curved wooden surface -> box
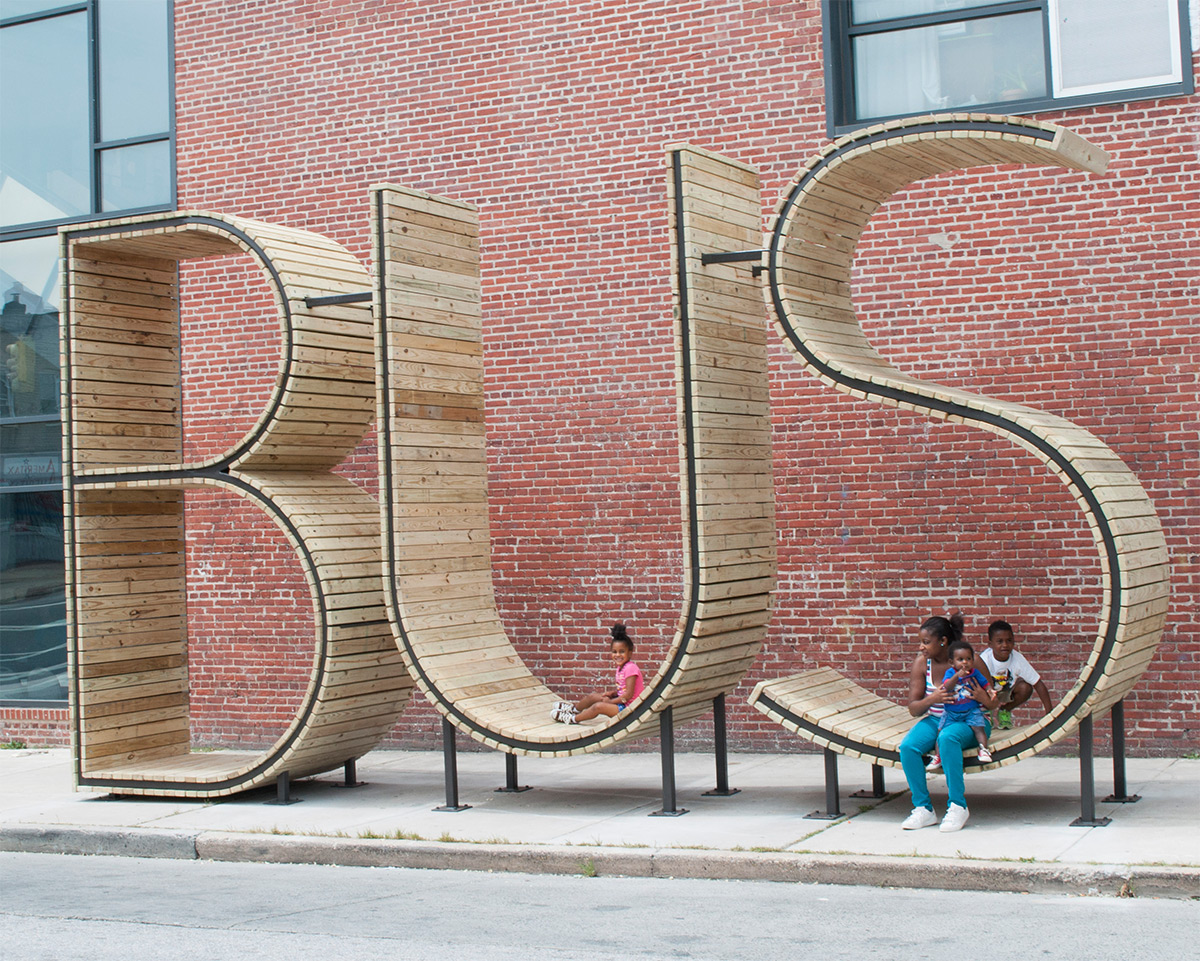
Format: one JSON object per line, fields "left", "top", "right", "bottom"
{"left": 750, "top": 114, "right": 1170, "bottom": 769}
{"left": 374, "top": 145, "right": 776, "bottom": 754}
{"left": 61, "top": 212, "right": 411, "bottom": 796}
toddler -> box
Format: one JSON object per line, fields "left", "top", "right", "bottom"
{"left": 926, "top": 640, "right": 997, "bottom": 770}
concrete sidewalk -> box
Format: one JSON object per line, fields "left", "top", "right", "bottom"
{"left": 2, "top": 748, "right": 1197, "bottom": 898}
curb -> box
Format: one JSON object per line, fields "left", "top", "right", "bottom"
{"left": 4, "top": 824, "right": 1198, "bottom": 899}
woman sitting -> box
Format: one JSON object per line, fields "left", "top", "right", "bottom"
{"left": 898, "top": 612, "right": 991, "bottom": 833}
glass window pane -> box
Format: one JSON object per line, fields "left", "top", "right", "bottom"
{"left": 852, "top": 0, "right": 999, "bottom": 25}
{"left": 99, "top": 0, "right": 170, "bottom": 142}
{"left": 1052, "top": 0, "right": 1181, "bottom": 96}
{"left": 0, "top": 1, "right": 73, "bottom": 19}
{"left": 0, "top": 11, "right": 90, "bottom": 227}
{"left": 0, "top": 490, "right": 67, "bottom": 702}
{"left": 853, "top": 12, "right": 1046, "bottom": 120}
{"left": 1, "top": 236, "right": 62, "bottom": 428}
{"left": 100, "top": 139, "right": 171, "bottom": 211}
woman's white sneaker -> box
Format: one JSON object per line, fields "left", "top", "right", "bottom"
{"left": 939, "top": 803, "right": 970, "bottom": 832}
{"left": 901, "top": 807, "right": 938, "bottom": 830}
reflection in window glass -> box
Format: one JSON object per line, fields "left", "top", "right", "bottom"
{"left": 100, "top": 140, "right": 172, "bottom": 211}
{"left": 1, "top": 236, "right": 61, "bottom": 425}
{"left": 854, "top": 12, "right": 1046, "bottom": 120}
{"left": 852, "top": 0, "right": 997, "bottom": 25}
{"left": 0, "top": 11, "right": 90, "bottom": 227}
{"left": 0, "top": 1, "right": 70, "bottom": 18}
{"left": 0, "top": 490, "right": 67, "bottom": 702}
{"left": 99, "top": 0, "right": 171, "bottom": 142}
{"left": 1053, "top": 0, "right": 1181, "bottom": 95}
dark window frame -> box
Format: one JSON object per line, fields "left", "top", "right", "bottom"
{"left": 0, "top": 0, "right": 176, "bottom": 240}
{"left": 822, "top": 0, "right": 1195, "bottom": 136}
{"left": 1, "top": 0, "right": 174, "bottom": 706}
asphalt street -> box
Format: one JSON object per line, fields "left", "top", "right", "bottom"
{"left": 3, "top": 852, "right": 1195, "bottom": 961}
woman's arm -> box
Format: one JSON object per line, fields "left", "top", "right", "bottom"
{"left": 970, "top": 674, "right": 1000, "bottom": 710}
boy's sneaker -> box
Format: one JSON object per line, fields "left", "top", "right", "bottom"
{"left": 939, "top": 803, "right": 970, "bottom": 833}
{"left": 997, "top": 709, "right": 1013, "bottom": 729}
{"left": 977, "top": 747, "right": 993, "bottom": 763}
{"left": 901, "top": 807, "right": 938, "bottom": 830}
{"left": 552, "top": 700, "right": 573, "bottom": 714}
{"left": 925, "top": 754, "right": 942, "bottom": 773}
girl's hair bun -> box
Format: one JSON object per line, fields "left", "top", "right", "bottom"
{"left": 611, "top": 622, "right": 629, "bottom": 641}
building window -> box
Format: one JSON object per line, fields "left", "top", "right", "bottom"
{"left": 0, "top": 0, "right": 174, "bottom": 704}
{"left": 823, "top": 0, "right": 1194, "bottom": 134}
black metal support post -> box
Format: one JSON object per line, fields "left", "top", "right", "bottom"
{"left": 850, "top": 763, "right": 887, "bottom": 799}
{"left": 805, "top": 748, "right": 843, "bottom": 819}
{"left": 1103, "top": 700, "right": 1141, "bottom": 803}
{"left": 651, "top": 707, "right": 688, "bottom": 816}
{"left": 1070, "top": 713, "right": 1110, "bottom": 827}
{"left": 495, "top": 753, "right": 532, "bottom": 793}
{"left": 266, "top": 770, "right": 302, "bottom": 805}
{"left": 702, "top": 694, "right": 740, "bottom": 797}
{"left": 434, "top": 717, "right": 470, "bottom": 812}
{"left": 332, "top": 758, "right": 365, "bottom": 789}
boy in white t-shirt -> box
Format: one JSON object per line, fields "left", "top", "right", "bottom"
{"left": 980, "top": 620, "right": 1052, "bottom": 729}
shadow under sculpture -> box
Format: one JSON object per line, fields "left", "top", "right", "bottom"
{"left": 749, "top": 115, "right": 1170, "bottom": 813}
{"left": 372, "top": 142, "right": 777, "bottom": 797}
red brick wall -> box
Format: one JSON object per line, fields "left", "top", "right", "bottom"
{"left": 9, "top": 2, "right": 1195, "bottom": 755}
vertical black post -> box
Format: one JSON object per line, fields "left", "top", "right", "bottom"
{"left": 333, "top": 758, "right": 365, "bottom": 789}
{"left": 495, "top": 752, "right": 532, "bottom": 793}
{"left": 703, "top": 694, "right": 739, "bottom": 797}
{"left": 434, "top": 717, "right": 470, "bottom": 812}
{"left": 806, "top": 748, "right": 842, "bottom": 819}
{"left": 1103, "top": 700, "right": 1141, "bottom": 803}
{"left": 851, "top": 763, "right": 887, "bottom": 799}
{"left": 651, "top": 707, "right": 688, "bottom": 816}
{"left": 266, "top": 770, "right": 301, "bottom": 805}
{"left": 1071, "top": 713, "right": 1110, "bottom": 826}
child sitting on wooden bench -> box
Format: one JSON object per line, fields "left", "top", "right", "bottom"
{"left": 926, "top": 640, "right": 998, "bottom": 770}
{"left": 551, "top": 623, "right": 645, "bottom": 724}
{"left": 981, "top": 619, "right": 1053, "bottom": 729}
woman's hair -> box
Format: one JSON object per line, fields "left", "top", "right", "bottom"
{"left": 921, "top": 612, "right": 964, "bottom": 646}
{"left": 610, "top": 622, "right": 634, "bottom": 652}
{"left": 947, "top": 640, "right": 974, "bottom": 659}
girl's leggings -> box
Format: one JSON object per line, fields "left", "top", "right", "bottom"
{"left": 898, "top": 714, "right": 990, "bottom": 811}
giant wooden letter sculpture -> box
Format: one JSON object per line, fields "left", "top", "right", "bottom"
{"left": 373, "top": 145, "right": 775, "bottom": 761}
{"left": 62, "top": 213, "right": 411, "bottom": 796}
{"left": 750, "top": 115, "right": 1170, "bottom": 774}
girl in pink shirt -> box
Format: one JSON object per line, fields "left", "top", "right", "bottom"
{"left": 551, "top": 623, "right": 644, "bottom": 724}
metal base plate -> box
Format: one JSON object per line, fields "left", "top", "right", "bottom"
{"left": 1102, "top": 793, "right": 1141, "bottom": 803}
{"left": 434, "top": 804, "right": 472, "bottom": 812}
{"left": 849, "top": 790, "right": 886, "bottom": 799}
{"left": 805, "top": 810, "right": 842, "bottom": 820}
{"left": 650, "top": 807, "right": 689, "bottom": 817}
{"left": 265, "top": 797, "right": 303, "bottom": 806}
{"left": 1070, "top": 815, "right": 1111, "bottom": 827}
{"left": 701, "top": 787, "right": 740, "bottom": 797}
{"left": 495, "top": 785, "right": 533, "bottom": 793}
{"left": 332, "top": 780, "right": 366, "bottom": 789}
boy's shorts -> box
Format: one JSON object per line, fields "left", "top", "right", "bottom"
{"left": 939, "top": 705, "right": 987, "bottom": 730}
